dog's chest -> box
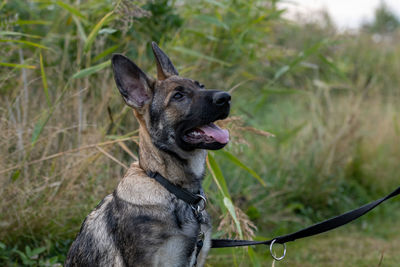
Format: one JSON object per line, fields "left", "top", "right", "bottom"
{"left": 172, "top": 198, "right": 210, "bottom": 236}
{"left": 170, "top": 200, "right": 212, "bottom": 266}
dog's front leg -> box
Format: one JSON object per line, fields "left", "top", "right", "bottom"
{"left": 152, "top": 236, "right": 197, "bottom": 267}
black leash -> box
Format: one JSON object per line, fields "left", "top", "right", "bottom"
{"left": 147, "top": 171, "right": 400, "bottom": 261}
{"left": 212, "top": 185, "right": 400, "bottom": 248}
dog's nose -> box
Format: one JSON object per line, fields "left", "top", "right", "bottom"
{"left": 213, "top": 92, "right": 231, "bottom": 106}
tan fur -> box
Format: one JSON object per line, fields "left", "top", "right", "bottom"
{"left": 116, "top": 162, "right": 170, "bottom": 205}
{"left": 135, "top": 108, "right": 205, "bottom": 189}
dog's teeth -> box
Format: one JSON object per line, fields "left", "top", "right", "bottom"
{"left": 187, "top": 129, "right": 203, "bottom": 138}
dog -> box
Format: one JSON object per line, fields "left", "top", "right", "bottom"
{"left": 65, "top": 42, "right": 231, "bottom": 267}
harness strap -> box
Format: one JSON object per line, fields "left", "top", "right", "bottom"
{"left": 147, "top": 171, "right": 203, "bottom": 206}
{"left": 147, "top": 171, "right": 207, "bottom": 265}
{"left": 212, "top": 185, "right": 400, "bottom": 248}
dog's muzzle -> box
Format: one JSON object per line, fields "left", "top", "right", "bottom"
{"left": 179, "top": 90, "right": 231, "bottom": 150}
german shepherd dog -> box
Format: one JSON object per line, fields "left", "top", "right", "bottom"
{"left": 65, "top": 42, "right": 231, "bottom": 267}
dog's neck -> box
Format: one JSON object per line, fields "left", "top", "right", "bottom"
{"left": 137, "top": 124, "right": 206, "bottom": 192}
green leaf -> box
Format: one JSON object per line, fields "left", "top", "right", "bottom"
{"left": 54, "top": 0, "right": 86, "bottom": 21}
{"left": 93, "top": 44, "right": 119, "bottom": 62}
{"left": 47, "top": 256, "right": 59, "bottom": 264}
{"left": 202, "top": 173, "right": 212, "bottom": 192}
{"left": 11, "top": 169, "right": 21, "bottom": 181}
{"left": 223, "top": 197, "right": 243, "bottom": 238}
{"left": 40, "top": 53, "right": 51, "bottom": 107}
{"left": 15, "top": 250, "right": 32, "bottom": 265}
{"left": 98, "top": 28, "right": 117, "bottom": 35}
{"left": 172, "top": 46, "right": 231, "bottom": 66}
{"left": 266, "top": 8, "right": 286, "bottom": 21}
{"left": 31, "top": 111, "right": 53, "bottom": 147}
{"left": 0, "top": 31, "right": 41, "bottom": 39}
{"left": 73, "top": 16, "right": 87, "bottom": 42}
{"left": 302, "top": 39, "right": 328, "bottom": 58}
{"left": 217, "top": 150, "right": 266, "bottom": 187}
{"left": 273, "top": 65, "right": 289, "bottom": 81}
{"left": 273, "top": 40, "right": 329, "bottom": 81}
{"left": 207, "top": 153, "right": 231, "bottom": 198}
{"left": 72, "top": 60, "right": 111, "bottom": 79}
{"left": 30, "top": 246, "right": 46, "bottom": 257}
{"left": 15, "top": 20, "right": 51, "bottom": 25}
{"left": 0, "top": 0, "right": 6, "bottom": 10}
{"left": 84, "top": 11, "right": 114, "bottom": 53}
{"left": 208, "top": 153, "right": 244, "bottom": 238}
{"left": 25, "top": 246, "right": 31, "bottom": 256}
{"left": 0, "top": 62, "right": 36, "bottom": 69}
{"left": 0, "top": 39, "right": 50, "bottom": 50}
{"left": 319, "top": 53, "right": 347, "bottom": 79}
{"left": 195, "top": 15, "right": 229, "bottom": 30}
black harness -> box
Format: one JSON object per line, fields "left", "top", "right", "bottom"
{"left": 147, "top": 172, "right": 207, "bottom": 263}
{"left": 148, "top": 171, "right": 400, "bottom": 261}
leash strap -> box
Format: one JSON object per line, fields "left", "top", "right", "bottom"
{"left": 212, "top": 185, "right": 400, "bottom": 248}
{"left": 146, "top": 172, "right": 400, "bottom": 255}
{"left": 147, "top": 171, "right": 203, "bottom": 206}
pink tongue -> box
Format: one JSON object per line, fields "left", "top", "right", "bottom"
{"left": 198, "top": 124, "right": 229, "bottom": 144}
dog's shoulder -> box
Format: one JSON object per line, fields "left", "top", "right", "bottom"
{"left": 115, "top": 161, "right": 171, "bottom": 206}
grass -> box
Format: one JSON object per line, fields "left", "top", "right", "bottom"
{"left": 209, "top": 230, "right": 400, "bottom": 267}
{"left": 207, "top": 203, "right": 400, "bottom": 266}
{"left": 1, "top": 0, "right": 400, "bottom": 265}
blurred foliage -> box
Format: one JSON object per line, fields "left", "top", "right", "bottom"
{"left": 138, "top": 0, "right": 183, "bottom": 43}
{"left": 1, "top": 0, "right": 400, "bottom": 265}
{"left": 363, "top": 1, "right": 400, "bottom": 33}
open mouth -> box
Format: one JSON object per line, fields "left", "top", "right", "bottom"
{"left": 182, "top": 122, "right": 229, "bottom": 145}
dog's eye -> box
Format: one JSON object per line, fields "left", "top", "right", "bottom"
{"left": 173, "top": 92, "right": 184, "bottom": 100}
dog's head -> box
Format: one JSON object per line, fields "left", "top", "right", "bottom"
{"left": 111, "top": 42, "right": 230, "bottom": 156}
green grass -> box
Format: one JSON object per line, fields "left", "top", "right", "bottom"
{"left": 207, "top": 203, "right": 400, "bottom": 266}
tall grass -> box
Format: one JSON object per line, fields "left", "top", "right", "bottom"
{"left": 1, "top": 0, "right": 400, "bottom": 265}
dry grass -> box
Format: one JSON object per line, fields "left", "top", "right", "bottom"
{"left": 0, "top": 75, "right": 140, "bottom": 240}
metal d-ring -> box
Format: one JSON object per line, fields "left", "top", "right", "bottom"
{"left": 269, "top": 239, "right": 286, "bottom": 261}
{"left": 195, "top": 194, "right": 207, "bottom": 212}
{"left": 191, "top": 195, "right": 207, "bottom": 215}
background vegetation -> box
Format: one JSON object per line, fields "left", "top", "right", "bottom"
{"left": 1, "top": 0, "right": 399, "bottom": 266}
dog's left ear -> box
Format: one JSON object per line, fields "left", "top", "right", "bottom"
{"left": 151, "top": 41, "right": 178, "bottom": 80}
{"left": 112, "top": 54, "right": 155, "bottom": 110}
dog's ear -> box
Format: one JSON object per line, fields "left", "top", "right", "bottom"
{"left": 112, "top": 54, "right": 155, "bottom": 110}
{"left": 151, "top": 41, "right": 178, "bottom": 80}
